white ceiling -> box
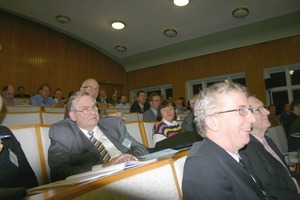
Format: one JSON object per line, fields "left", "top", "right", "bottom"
{"left": 1, "top": 0, "right": 300, "bottom": 72}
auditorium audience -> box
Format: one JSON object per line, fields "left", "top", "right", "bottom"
{"left": 280, "top": 103, "right": 291, "bottom": 133}
{"left": 98, "top": 89, "right": 109, "bottom": 104}
{"left": 117, "top": 95, "right": 131, "bottom": 110}
{"left": 1, "top": 85, "right": 17, "bottom": 105}
{"left": 143, "top": 92, "right": 161, "bottom": 121}
{"left": 182, "top": 81, "right": 265, "bottom": 200}
{"left": 53, "top": 88, "right": 67, "bottom": 107}
{"left": 14, "top": 85, "right": 31, "bottom": 98}
{"left": 240, "top": 95, "right": 299, "bottom": 200}
{"left": 0, "top": 95, "right": 38, "bottom": 199}
{"left": 152, "top": 100, "right": 182, "bottom": 145}
{"left": 130, "top": 90, "right": 150, "bottom": 113}
{"left": 48, "top": 91, "right": 149, "bottom": 181}
{"left": 174, "top": 98, "right": 187, "bottom": 113}
{"left": 29, "top": 83, "right": 56, "bottom": 106}
{"left": 288, "top": 99, "right": 300, "bottom": 151}
{"left": 181, "top": 95, "right": 198, "bottom": 131}
{"left": 282, "top": 99, "right": 300, "bottom": 136}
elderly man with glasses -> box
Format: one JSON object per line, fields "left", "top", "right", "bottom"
{"left": 239, "top": 95, "right": 299, "bottom": 200}
{"left": 48, "top": 91, "right": 149, "bottom": 182}
{"left": 182, "top": 81, "right": 266, "bottom": 200}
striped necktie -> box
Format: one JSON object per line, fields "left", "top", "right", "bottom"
{"left": 88, "top": 131, "right": 111, "bottom": 163}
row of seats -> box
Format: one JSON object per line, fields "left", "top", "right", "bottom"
{"left": 8, "top": 124, "right": 188, "bottom": 200}
{"left": 3, "top": 105, "right": 66, "bottom": 113}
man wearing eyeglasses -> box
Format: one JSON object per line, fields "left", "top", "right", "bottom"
{"left": 48, "top": 91, "right": 149, "bottom": 182}
{"left": 239, "top": 96, "right": 299, "bottom": 200}
{"left": 182, "top": 81, "right": 266, "bottom": 200}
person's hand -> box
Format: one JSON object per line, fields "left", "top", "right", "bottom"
{"left": 103, "top": 154, "right": 137, "bottom": 167}
{"left": 0, "top": 139, "right": 3, "bottom": 152}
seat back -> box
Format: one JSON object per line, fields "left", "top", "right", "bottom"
{"left": 4, "top": 105, "right": 41, "bottom": 112}
{"left": 142, "top": 121, "right": 155, "bottom": 148}
{"left": 266, "top": 126, "right": 288, "bottom": 154}
{"left": 38, "top": 125, "right": 51, "bottom": 182}
{"left": 0, "top": 112, "right": 42, "bottom": 126}
{"left": 43, "top": 106, "right": 66, "bottom": 113}
{"left": 41, "top": 112, "right": 64, "bottom": 125}
{"left": 122, "top": 113, "right": 139, "bottom": 122}
{"left": 9, "top": 125, "right": 48, "bottom": 185}
{"left": 125, "top": 121, "right": 143, "bottom": 145}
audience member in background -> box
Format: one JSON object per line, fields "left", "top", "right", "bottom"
{"left": 53, "top": 88, "right": 67, "bottom": 107}
{"left": 143, "top": 93, "right": 161, "bottom": 122}
{"left": 182, "top": 81, "right": 265, "bottom": 200}
{"left": 181, "top": 95, "right": 198, "bottom": 131}
{"left": 0, "top": 95, "right": 38, "bottom": 192}
{"left": 167, "top": 96, "right": 174, "bottom": 106}
{"left": 267, "top": 104, "right": 281, "bottom": 127}
{"left": 174, "top": 98, "right": 187, "bottom": 113}
{"left": 130, "top": 90, "right": 150, "bottom": 113}
{"left": 48, "top": 91, "right": 149, "bottom": 181}
{"left": 29, "top": 83, "right": 56, "bottom": 106}
{"left": 240, "top": 96, "right": 299, "bottom": 200}
{"left": 1, "top": 85, "right": 17, "bottom": 105}
{"left": 14, "top": 86, "right": 31, "bottom": 98}
{"left": 117, "top": 95, "right": 131, "bottom": 110}
{"left": 280, "top": 103, "right": 291, "bottom": 131}
{"left": 288, "top": 99, "right": 300, "bottom": 151}
{"left": 98, "top": 89, "right": 109, "bottom": 104}
{"left": 282, "top": 99, "right": 300, "bottom": 136}
{"left": 160, "top": 94, "right": 165, "bottom": 102}
{"left": 152, "top": 101, "right": 182, "bottom": 145}
{"left": 108, "top": 93, "right": 119, "bottom": 106}
{"left": 179, "top": 96, "right": 187, "bottom": 110}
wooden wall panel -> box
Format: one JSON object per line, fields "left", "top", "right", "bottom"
{"left": 127, "top": 35, "right": 300, "bottom": 103}
{"left": 0, "top": 11, "right": 126, "bottom": 98}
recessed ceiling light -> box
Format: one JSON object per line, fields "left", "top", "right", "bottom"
{"left": 55, "top": 15, "right": 71, "bottom": 23}
{"left": 115, "top": 45, "right": 127, "bottom": 52}
{"left": 232, "top": 7, "right": 249, "bottom": 19}
{"left": 173, "top": 0, "right": 189, "bottom": 6}
{"left": 111, "top": 21, "right": 125, "bottom": 30}
{"left": 164, "top": 28, "right": 178, "bottom": 37}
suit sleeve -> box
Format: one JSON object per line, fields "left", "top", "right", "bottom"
{"left": 48, "top": 124, "right": 98, "bottom": 181}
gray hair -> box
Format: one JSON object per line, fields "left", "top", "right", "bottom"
{"left": 194, "top": 81, "right": 248, "bottom": 136}
{"left": 67, "top": 91, "right": 96, "bottom": 112}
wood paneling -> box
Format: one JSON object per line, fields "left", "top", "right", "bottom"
{"left": 0, "top": 11, "right": 126, "bottom": 98}
{"left": 127, "top": 35, "right": 300, "bottom": 103}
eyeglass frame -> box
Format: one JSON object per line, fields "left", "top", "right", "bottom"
{"left": 82, "top": 85, "right": 99, "bottom": 91}
{"left": 214, "top": 105, "right": 254, "bottom": 116}
{"left": 161, "top": 106, "right": 175, "bottom": 112}
{"left": 253, "top": 105, "right": 268, "bottom": 113}
{"left": 74, "top": 104, "right": 99, "bottom": 115}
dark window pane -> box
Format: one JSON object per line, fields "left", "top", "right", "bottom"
{"left": 233, "top": 78, "right": 246, "bottom": 87}
{"left": 166, "top": 88, "right": 173, "bottom": 99}
{"left": 192, "top": 84, "right": 202, "bottom": 95}
{"left": 271, "top": 91, "right": 288, "bottom": 115}
{"left": 293, "top": 89, "right": 300, "bottom": 100}
{"left": 270, "top": 72, "right": 286, "bottom": 87}
{"left": 147, "top": 90, "right": 161, "bottom": 97}
{"left": 207, "top": 81, "right": 221, "bottom": 87}
{"left": 291, "top": 69, "right": 300, "bottom": 85}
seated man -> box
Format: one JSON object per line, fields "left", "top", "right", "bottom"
{"left": 1, "top": 85, "right": 17, "bottom": 105}
{"left": 29, "top": 83, "right": 56, "bottom": 106}
{"left": 0, "top": 95, "right": 38, "bottom": 199}
{"left": 143, "top": 92, "right": 160, "bottom": 121}
{"left": 48, "top": 91, "right": 149, "bottom": 182}
{"left": 240, "top": 96, "right": 299, "bottom": 200}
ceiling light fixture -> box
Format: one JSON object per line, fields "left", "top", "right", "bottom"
{"left": 232, "top": 7, "right": 249, "bottom": 19}
{"left": 173, "top": 0, "right": 189, "bottom": 6}
{"left": 164, "top": 28, "right": 178, "bottom": 37}
{"left": 111, "top": 21, "right": 125, "bottom": 30}
{"left": 55, "top": 15, "right": 71, "bottom": 23}
{"left": 115, "top": 45, "right": 127, "bottom": 52}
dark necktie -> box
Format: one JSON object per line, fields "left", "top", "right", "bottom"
{"left": 239, "top": 158, "right": 268, "bottom": 200}
{"left": 42, "top": 99, "right": 46, "bottom": 105}
{"left": 88, "top": 131, "right": 111, "bottom": 163}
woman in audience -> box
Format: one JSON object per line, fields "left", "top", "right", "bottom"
{"left": 152, "top": 100, "right": 182, "bottom": 145}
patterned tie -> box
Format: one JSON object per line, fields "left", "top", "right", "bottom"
{"left": 88, "top": 131, "right": 111, "bottom": 163}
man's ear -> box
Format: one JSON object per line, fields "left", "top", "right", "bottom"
{"left": 69, "top": 112, "right": 76, "bottom": 121}
{"left": 205, "top": 116, "right": 218, "bottom": 132}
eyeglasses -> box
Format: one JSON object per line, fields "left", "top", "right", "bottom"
{"left": 82, "top": 85, "right": 99, "bottom": 91}
{"left": 161, "top": 107, "right": 175, "bottom": 112}
{"left": 214, "top": 106, "right": 254, "bottom": 116}
{"left": 253, "top": 105, "right": 268, "bottom": 113}
{"left": 75, "top": 105, "right": 98, "bottom": 115}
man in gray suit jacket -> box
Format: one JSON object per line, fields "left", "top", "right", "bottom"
{"left": 143, "top": 92, "right": 160, "bottom": 121}
{"left": 182, "top": 81, "right": 265, "bottom": 200}
{"left": 48, "top": 91, "right": 149, "bottom": 182}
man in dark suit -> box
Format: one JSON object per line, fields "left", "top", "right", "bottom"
{"left": 143, "top": 92, "right": 160, "bottom": 121}
{"left": 182, "top": 81, "right": 265, "bottom": 200}
{"left": 240, "top": 96, "right": 299, "bottom": 200}
{"left": 48, "top": 91, "right": 149, "bottom": 182}
{"left": 130, "top": 90, "right": 150, "bottom": 113}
